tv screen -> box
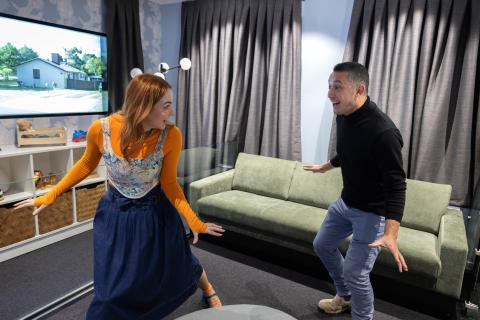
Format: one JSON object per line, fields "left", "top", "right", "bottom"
{"left": 0, "top": 13, "right": 108, "bottom": 118}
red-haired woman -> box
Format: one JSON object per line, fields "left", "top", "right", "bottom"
{"left": 15, "top": 74, "right": 224, "bottom": 319}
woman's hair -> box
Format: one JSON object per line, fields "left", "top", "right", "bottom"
{"left": 119, "top": 74, "right": 172, "bottom": 160}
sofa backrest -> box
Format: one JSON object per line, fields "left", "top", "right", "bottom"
{"left": 402, "top": 179, "right": 452, "bottom": 234}
{"left": 231, "top": 153, "right": 451, "bottom": 235}
{"left": 288, "top": 163, "right": 343, "bottom": 209}
{"left": 232, "top": 153, "right": 296, "bottom": 200}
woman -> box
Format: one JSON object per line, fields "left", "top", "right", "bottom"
{"left": 14, "top": 74, "right": 224, "bottom": 319}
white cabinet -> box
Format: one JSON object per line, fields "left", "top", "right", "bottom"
{"left": 0, "top": 142, "right": 106, "bottom": 262}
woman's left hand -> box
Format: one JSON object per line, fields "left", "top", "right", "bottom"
{"left": 192, "top": 223, "right": 225, "bottom": 244}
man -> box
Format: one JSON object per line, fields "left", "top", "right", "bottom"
{"left": 304, "top": 62, "right": 408, "bottom": 320}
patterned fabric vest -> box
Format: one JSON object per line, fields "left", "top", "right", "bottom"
{"left": 100, "top": 117, "right": 169, "bottom": 199}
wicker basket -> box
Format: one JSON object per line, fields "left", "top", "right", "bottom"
{"left": 76, "top": 184, "right": 105, "bottom": 221}
{"left": 38, "top": 191, "right": 73, "bottom": 234}
{"left": 0, "top": 206, "right": 36, "bottom": 248}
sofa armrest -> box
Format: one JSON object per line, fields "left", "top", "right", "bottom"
{"left": 189, "top": 169, "right": 235, "bottom": 212}
{"left": 435, "top": 208, "right": 468, "bottom": 298}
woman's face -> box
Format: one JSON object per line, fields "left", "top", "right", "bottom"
{"left": 142, "top": 89, "right": 174, "bottom": 130}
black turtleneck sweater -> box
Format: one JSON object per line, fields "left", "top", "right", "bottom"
{"left": 330, "top": 98, "right": 406, "bottom": 222}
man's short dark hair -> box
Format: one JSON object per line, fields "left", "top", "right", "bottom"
{"left": 334, "top": 62, "right": 369, "bottom": 91}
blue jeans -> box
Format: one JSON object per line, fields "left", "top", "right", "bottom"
{"left": 313, "top": 198, "right": 385, "bottom": 320}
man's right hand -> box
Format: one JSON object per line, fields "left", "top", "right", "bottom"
{"left": 13, "top": 199, "right": 48, "bottom": 215}
{"left": 303, "top": 161, "right": 333, "bottom": 173}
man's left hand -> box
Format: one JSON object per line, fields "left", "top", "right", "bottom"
{"left": 369, "top": 236, "right": 408, "bottom": 273}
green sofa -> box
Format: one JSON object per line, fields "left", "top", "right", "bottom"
{"left": 190, "top": 152, "right": 468, "bottom": 299}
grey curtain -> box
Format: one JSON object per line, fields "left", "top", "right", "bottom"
{"left": 177, "top": 0, "right": 302, "bottom": 164}
{"left": 107, "top": 0, "right": 144, "bottom": 112}
{"left": 330, "top": 0, "right": 480, "bottom": 206}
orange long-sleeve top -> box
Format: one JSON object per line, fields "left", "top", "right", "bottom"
{"left": 34, "top": 113, "right": 207, "bottom": 233}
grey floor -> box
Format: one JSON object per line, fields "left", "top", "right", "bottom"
{"left": 0, "top": 231, "right": 93, "bottom": 320}
{"left": 45, "top": 235, "right": 437, "bottom": 320}
{"left": 0, "top": 230, "right": 469, "bottom": 320}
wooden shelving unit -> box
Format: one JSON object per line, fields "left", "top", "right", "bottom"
{"left": 0, "top": 142, "right": 107, "bottom": 262}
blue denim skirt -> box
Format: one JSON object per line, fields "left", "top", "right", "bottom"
{"left": 86, "top": 185, "right": 203, "bottom": 320}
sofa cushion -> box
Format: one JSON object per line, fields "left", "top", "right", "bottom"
{"left": 378, "top": 227, "right": 441, "bottom": 279}
{"left": 198, "top": 190, "right": 327, "bottom": 242}
{"left": 401, "top": 179, "right": 452, "bottom": 234}
{"left": 262, "top": 201, "right": 327, "bottom": 242}
{"left": 288, "top": 164, "right": 343, "bottom": 209}
{"left": 232, "top": 153, "right": 296, "bottom": 200}
{"left": 198, "top": 190, "right": 284, "bottom": 227}
{"left": 339, "top": 226, "right": 441, "bottom": 279}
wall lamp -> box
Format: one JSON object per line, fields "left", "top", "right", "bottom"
{"left": 130, "top": 57, "right": 192, "bottom": 79}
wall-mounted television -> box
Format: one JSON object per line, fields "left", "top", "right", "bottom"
{"left": 0, "top": 13, "right": 108, "bottom": 119}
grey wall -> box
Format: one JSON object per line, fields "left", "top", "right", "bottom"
{"left": 0, "top": 0, "right": 106, "bottom": 146}
{"left": 141, "top": 1, "right": 182, "bottom": 122}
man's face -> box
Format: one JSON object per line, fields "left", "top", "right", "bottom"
{"left": 328, "top": 71, "right": 358, "bottom": 116}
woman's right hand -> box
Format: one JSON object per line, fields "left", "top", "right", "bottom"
{"left": 13, "top": 199, "right": 48, "bottom": 215}
{"left": 191, "top": 223, "right": 225, "bottom": 245}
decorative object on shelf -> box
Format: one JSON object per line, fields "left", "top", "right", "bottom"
{"left": 17, "top": 119, "right": 34, "bottom": 131}
{"left": 33, "top": 170, "right": 47, "bottom": 190}
{"left": 16, "top": 119, "right": 67, "bottom": 147}
{"left": 0, "top": 168, "right": 10, "bottom": 193}
{"left": 46, "top": 173, "right": 57, "bottom": 187}
{"left": 130, "top": 57, "right": 192, "bottom": 80}
{"left": 72, "top": 130, "right": 87, "bottom": 142}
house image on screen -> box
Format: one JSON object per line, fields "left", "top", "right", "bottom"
{"left": 15, "top": 53, "right": 88, "bottom": 89}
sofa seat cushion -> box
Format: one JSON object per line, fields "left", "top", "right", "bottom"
{"left": 262, "top": 201, "right": 327, "bottom": 242}
{"left": 198, "top": 190, "right": 284, "bottom": 227}
{"left": 198, "top": 191, "right": 327, "bottom": 242}
{"left": 340, "top": 226, "right": 441, "bottom": 279}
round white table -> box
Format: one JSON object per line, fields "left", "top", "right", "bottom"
{"left": 175, "top": 304, "right": 297, "bottom": 320}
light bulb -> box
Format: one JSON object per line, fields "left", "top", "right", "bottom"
{"left": 154, "top": 72, "right": 166, "bottom": 80}
{"left": 159, "top": 62, "right": 170, "bottom": 73}
{"left": 130, "top": 67, "right": 143, "bottom": 78}
{"left": 179, "top": 58, "right": 192, "bottom": 70}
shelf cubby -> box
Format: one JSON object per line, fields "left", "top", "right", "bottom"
{"left": 0, "top": 155, "right": 35, "bottom": 206}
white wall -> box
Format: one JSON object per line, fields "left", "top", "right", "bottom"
{"left": 301, "top": 0, "right": 353, "bottom": 163}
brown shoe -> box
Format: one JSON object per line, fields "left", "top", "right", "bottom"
{"left": 318, "top": 295, "right": 351, "bottom": 314}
